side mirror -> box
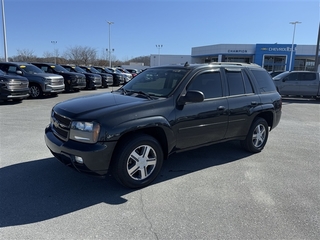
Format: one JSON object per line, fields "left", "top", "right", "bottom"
{"left": 282, "top": 77, "right": 288, "bottom": 82}
{"left": 178, "top": 90, "right": 204, "bottom": 105}
{"left": 16, "top": 70, "right": 23, "bottom": 75}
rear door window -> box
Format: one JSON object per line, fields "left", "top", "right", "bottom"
{"left": 225, "top": 68, "right": 255, "bottom": 96}
{"left": 226, "top": 70, "right": 245, "bottom": 95}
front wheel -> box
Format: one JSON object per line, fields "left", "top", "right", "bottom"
{"left": 112, "top": 134, "right": 163, "bottom": 188}
{"left": 29, "top": 84, "right": 43, "bottom": 98}
{"left": 241, "top": 118, "right": 269, "bottom": 153}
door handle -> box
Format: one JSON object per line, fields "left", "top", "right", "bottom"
{"left": 251, "top": 101, "right": 258, "bottom": 106}
{"left": 218, "top": 106, "right": 226, "bottom": 110}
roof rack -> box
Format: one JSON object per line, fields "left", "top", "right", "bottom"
{"left": 208, "top": 62, "right": 260, "bottom": 67}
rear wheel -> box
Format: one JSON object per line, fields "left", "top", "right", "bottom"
{"left": 241, "top": 117, "right": 269, "bottom": 153}
{"left": 112, "top": 134, "right": 163, "bottom": 188}
{"left": 29, "top": 84, "right": 42, "bottom": 98}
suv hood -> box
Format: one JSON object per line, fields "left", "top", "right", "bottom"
{"left": 55, "top": 92, "right": 147, "bottom": 117}
{"left": 0, "top": 74, "right": 28, "bottom": 81}
{"left": 26, "top": 72, "right": 62, "bottom": 79}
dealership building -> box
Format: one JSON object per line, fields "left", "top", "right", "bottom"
{"left": 150, "top": 43, "right": 318, "bottom": 72}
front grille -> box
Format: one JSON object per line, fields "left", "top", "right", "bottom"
{"left": 50, "top": 77, "right": 64, "bottom": 86}
{"left": 77, "top": 76, "right": 86, "bottom": 84}
{"left": 51, "top": 111, "right": 71, "bottom": 141}
{"left": 7, "top": 80, "right": 28, "bottom": 90}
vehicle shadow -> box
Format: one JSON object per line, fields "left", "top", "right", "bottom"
{"left": 0, "top": 99, "right": 23, "bottom": 105}
{"left": 0, "top": 141, "right": 249, "bottom": 227}
{"left": 281, "top": 96, "right": 319, "bottom": 104}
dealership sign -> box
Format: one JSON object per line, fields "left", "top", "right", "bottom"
{"left": 260, "top": 46, "right": 294, "bottom": 52}
{"left": 227, "top": 49, "right": 248, "bottom": 53}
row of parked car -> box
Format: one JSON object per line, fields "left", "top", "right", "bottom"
{"left": 0, "top": 62, "right": 138, "bottom": 101}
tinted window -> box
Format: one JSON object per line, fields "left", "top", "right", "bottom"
{"left": 226, "top": 70, "right": 245, "bottom": 95}
{"left": 287, "top": 73, "right": 298, "bottom": 81}
{"left": 251, "top": 69, "right": 276, "bottom": 93}
{"left": 298, "top": 72, "right": 316, "bottom": 81}
{"left": 7, "top": 65, "right": 17, "bottom": 73}
{"left": 187, "top": 71, "right": 223, "bottom": 99}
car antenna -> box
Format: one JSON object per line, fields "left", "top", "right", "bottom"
{"left": 184, "top": 61, "right": 189, "bottom": 67}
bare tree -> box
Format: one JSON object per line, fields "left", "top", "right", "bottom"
{"left": 11, "top": 49, "right": 37, "bottom": 62}
{"left": 63, "top": 46, "right": 97, "bottom": 65}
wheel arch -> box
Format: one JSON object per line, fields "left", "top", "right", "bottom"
{"left": 109, "top": 116, "right": 175, "bottom": 161}
{"left": 255, "top": 111, "right": 273, "bottom": 129}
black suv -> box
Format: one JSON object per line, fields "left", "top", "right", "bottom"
{"left": 93, "top": 66, "right": 124, "bottom": 86}
{"left": 32, "top": 63, "right": 86, "bottom": 92}
{"left": 45, "top": 62, "right": 282, "bottom": 188}
{"left": 78, "top": 66, "right": 113, "bottom": 88}
{"left": 60, "top": 65, "right": 102, "bottom": 90}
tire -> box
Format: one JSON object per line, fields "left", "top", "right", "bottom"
{"left": 241, "top": 117, "right": 269, "bottom": 153}
{"left": 65, "top": 82, "right": 71, "bottom": 92}
{"left": 29, "top": 84, "right": 42, "bottom": 99}
{"left": 112, "top": 134, "right": 163, "bottom": 188}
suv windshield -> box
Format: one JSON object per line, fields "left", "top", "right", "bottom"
{"left": 87, "top": 67, "right": 100, "bottom": 73}
{"left": 120, "top": 68, "right": 189, "bottom": 97}
{"left": 53, "top": 65, "right": 69, "bottom": 73}
{"left": 74, "top": 66, "right": 86, "bottom": 73}
{"left": 20, "top": 65, "right": 44, "bottom": 74}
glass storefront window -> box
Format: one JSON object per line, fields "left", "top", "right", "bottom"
{"left": 295, "top": 58, "right": 315, "bottom": 71}
{"left": 263, "top": 55, "right": 286, "bottom": 72}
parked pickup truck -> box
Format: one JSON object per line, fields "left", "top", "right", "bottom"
{"left": 273, "top": 71, "right": 320, "bottom": 98}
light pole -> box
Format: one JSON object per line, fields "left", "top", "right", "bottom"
{"left": 156, "top": 44, "right": 163, "bottom": 66}
{"left": 1, "top": 0, "right": 8, "bottom": 62}
{"left": 289, "top": 21, "right": 301, "bottom": 71}
{"left": 107, "top": 21, "right": 114, "bottom": 67}
{"left": 51, "top": 40, "right": 57, "bottom": 64}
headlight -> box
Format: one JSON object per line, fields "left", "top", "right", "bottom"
{"left": 70, "top": 121, "right": 100, "bottom": 143}
{"left": 44, "top": 78, "right": 51, "bottom": 84}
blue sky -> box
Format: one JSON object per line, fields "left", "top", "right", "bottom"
{"left": 1, "top": 0, "right": 319, "bottom": 61}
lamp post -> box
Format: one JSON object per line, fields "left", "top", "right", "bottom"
{"left": 156, "top": 44, "right": 163, "bottom": 66}
{"left": 107, "top": 21, "right": 114, "bottom": 67}
{"left": 1, "top": 0, "right": 8, "bottom": 62}
{"left": 289, "top": 21, "right": 301, "bottom": 71}
{"left": 51, "top": 40, "right": 57, "bottom": 64}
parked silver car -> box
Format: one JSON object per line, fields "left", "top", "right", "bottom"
{"left": 273, "top": 71, "right": 320, "bottom": 98}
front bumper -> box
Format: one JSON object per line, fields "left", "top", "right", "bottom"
{"left": 44, "top": 84, "right": 65, "bottom": 93}
{"left": 0, "top": 88, "right": 29, "bottom": 100}
{"left": 45, "top": 126, "right": 117, "bottom": 176}
{"left": 102, "top": 77, "right": 113, "bottom": 87}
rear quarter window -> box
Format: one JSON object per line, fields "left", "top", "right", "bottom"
{"left": 250, "top": 69, "right": 276, "bottom": 93}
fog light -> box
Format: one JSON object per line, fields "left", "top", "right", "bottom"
{"left": 74, "top": 156, "right": 84, "bottom": 164}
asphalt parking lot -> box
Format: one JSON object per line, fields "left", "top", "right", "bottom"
{"left": 0, "top": 88, "right": 319, "bottom": 240}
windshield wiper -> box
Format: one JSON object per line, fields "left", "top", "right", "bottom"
{"left": 113, "top": 88, "right": 128, "bottom": 95}
{"left": 127, "top": 90, "right": 153, "bottom": 100}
